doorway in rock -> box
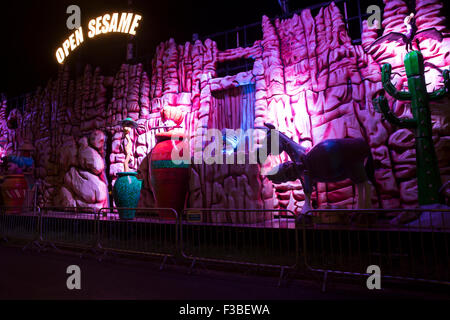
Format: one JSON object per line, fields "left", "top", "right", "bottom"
{"left": 209, "top": 84, "right": 256, "bottom": 132}
{"left": 209, "top": 84, "right": 256, "bottom": 152}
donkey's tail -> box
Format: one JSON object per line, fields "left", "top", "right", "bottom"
{"left": 365, "top": 150, "right": 382, "bottom": 208}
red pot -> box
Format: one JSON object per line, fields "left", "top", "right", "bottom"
{"left": 1, "top": 175, "right": 28, "bottom": 213}
{"left": 150, "top": 132, "right": 189, "bottom": 220}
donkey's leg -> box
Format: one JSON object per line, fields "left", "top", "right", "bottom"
{"left": 356, "top": 182, "right": 365, "bottom": 209}
{"left": 301, "top": 172, "right": 313, "bottom": 215}
{"left": 302, "top": 193, "right": 313, "bottom": 215}
{"left": 364, "top": 181, "right": 372, "bottom": 209}
{"left": 351, "top": 163, "right": 370, "bottom": 209}
{"left": 298, "top": 179, "right": 313, "bottom": 225}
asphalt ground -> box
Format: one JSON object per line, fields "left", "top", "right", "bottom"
{"left": 0, "top": 244, "right": 449, "bottom": 301}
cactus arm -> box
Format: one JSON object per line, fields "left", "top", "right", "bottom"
{"left": 429, "top": 69, "right": 449, "bottom": 101}
{"left": 373, "top": 95, "right": 417, "bottom": 128}
{"left": 381, "top": 64, "right": 412, "bottom": 101}
{"left": 429, "top": 87, "right": 447, "bottom": 100}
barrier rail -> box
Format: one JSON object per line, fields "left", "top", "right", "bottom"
{"left": 39, "top": 207, "right": 98, "bottom": 252}
{"left": 95, "top": 208, "right": 179, "bottom": 268}
{"left": 300, "top": 208, "right": 450, "bottom": 291}
{"left": 1, "top": 205, "right": 449, "bottom": 289}
{"left": 23, "top": 189, "right": 38, "bottom": 212}
{"left": 181, "top": 208, "right": 298, "bottom": 286}
{"left": 0, "top": 207, "right": 39, "bottom": 245}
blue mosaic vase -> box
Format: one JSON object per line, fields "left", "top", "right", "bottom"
{"left": 113, "top": 172, "right": 142, "bottom": 220}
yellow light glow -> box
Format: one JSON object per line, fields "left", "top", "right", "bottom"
{"left": 95, "top": 16, "right": 102, "bottom": 36}
{"left": 75, "top": 27, "right": 84, "bottom": 46}
{"left": 101, "top": 14, "right": 111, "bottom": 33}
{"left": 69, "top": 34, "right": 76, "bottom": 50}
{"left": 109, "top": 13, "right": 119, "bottom": 33}
{"left": 56, "top": 48, "right": 65, "bottom": 64}
{"left": 86, "top": 12, "right": 141, "bottom": 39}
{"left": 62, "top": 39, "right": 70, "bottom": 56}
{"left": 88, "top": 19, "right": 96, "bottom": 38}
{"left": 118, "top": 13, "right": 133, "bottom": 33}
{"left": 129, "top": 15, "right": 142, "bottom": 35}
{"left": 55, "top": 13, "right": 142, "bottom": 64}
{"left": 56, "top": 27, "right": 84, "bottom": 64}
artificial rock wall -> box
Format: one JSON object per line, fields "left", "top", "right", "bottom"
{"left": 0, "top": 0, "right": 449, "bottom": 213}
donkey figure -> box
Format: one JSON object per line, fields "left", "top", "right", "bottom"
{"left": 260, "top": 123, "right": 376, "bottom": 220}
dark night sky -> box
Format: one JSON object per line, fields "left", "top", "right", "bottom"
{"left": 0, "top": 0, "right": 372, "bottom": 97}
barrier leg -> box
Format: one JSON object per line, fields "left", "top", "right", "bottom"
{"left": 321, "top": 271, "right": 328, "bottom": 293}
{"left": 80, "top": 216, "right": 110, "bottom": 262}
{"left": 22, "top": 212, "right": 61, "bottom": 253}
{"left": 22, "top": 239, "right": 43, "bottom": 252}
{"left": 80, "top": 239, "right": 110, "bottom": 262}
{"left": 187, "top": 258, "right": 209, "bottom": 275}
{"left": 159, "top": 254, "right": 177, "bottom": 271}
{"left": 22, "top": 215, "right": 45, "bottom": 252}
{"left": 22, "top": 233, "right": 60, "bottom": 253}
{"left": 277, "top": 266, "right": 286, "bottom": 288}
{"left": 39, "top": 240, "right": 60, "bottom": 253}
{"left": 188, "top": 258, "right": 197, "bottom": 274}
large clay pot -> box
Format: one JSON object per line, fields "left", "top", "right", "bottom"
{"left": 150, "top": 131, "right": 189, "bottom": 220}
{"left": 1, "top": 174, "right": 28, "bottom": 214}
{"left": 113, "top": 172, "right": 142, "bottom": 220}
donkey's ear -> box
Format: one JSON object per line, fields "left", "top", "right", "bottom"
{"left": 264, "top": 123, "right": 276, "bottom": 130}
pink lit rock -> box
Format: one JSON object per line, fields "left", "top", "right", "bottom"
{"left": 89, "top": 130, "right": 105, "bottom": 153}
{"left": 78, "top": 145, "right": 105, "bottom": 175}
{"left": 57, "top": 186, "right": 77, "bottom": 208}
{"left": 435, "top": 137, "right": 450, "bottom": 167}
{"left": 400, "top": 179, "right": 419, "bottom": 204}
{"left": 110, "top": 163, "right": 125, "bottom": 178}
{"left": 388, "top": 128, "right": 416, "bottom": 150}
{"left": 189, "top": 154, "right": 272, "bottom": 223}
{"left": 59, "top": 136, "right": 78, "bottom": 172}
{"left": 4, "top": 0, "right": 446, "bottom": 214}
{"left": 64, "top": 167, "right": 107, "bottom": 204}
{"left": 415, "top": 0, "right": 447, "bottom": 33}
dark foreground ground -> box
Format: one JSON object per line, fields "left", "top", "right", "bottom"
{"left": 0, "top": 244, "right": 448, "bottom": 300}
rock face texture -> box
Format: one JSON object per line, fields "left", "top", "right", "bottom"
{"left": 189, "top": 153, "right": 275, "bottom": 223}
{"left": 0, "top": 0, "right": 449, "bottom": 215}
{"left": 0, "top": 96, "right": 12, "bottom": 159}
{"left": 1, "top": 66, "right": 112, "bottom": 211}
{"left": 147, "top": 1, "right": 449, "bottom": 213}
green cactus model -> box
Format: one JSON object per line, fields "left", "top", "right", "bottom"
{"left": 373, "top": 50, "right": 449, "bottom": 205}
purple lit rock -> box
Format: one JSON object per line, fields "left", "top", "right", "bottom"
{"left": 89, "top": 130, "right": 105, "bottom": 153}
{"left": 78, "top": 145, "right": 105, "bottom": 175}
{"left": 59, "top": 137, "right": 78, "bottom": 171}
{"left": 64, "top": 167, "right": 107, "bottom": 205}
{"left": 57, "top": 186, "right": 77, "bottom": 207}
{"left": 0, "top": 0, "right": 448, "bottom": 216}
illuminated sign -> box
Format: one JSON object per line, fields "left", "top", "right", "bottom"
{"left": 56, "top": 12, "right": 142, "bottom": 64}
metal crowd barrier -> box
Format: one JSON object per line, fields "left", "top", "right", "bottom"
{"left": 181, "top": 208, "right": 298, "bottom": 285}
{"left": 23, "top": 188, "right": 38, "bottom": 212}
{"left": 96, "top": 207, "right": 179, "bottom": 268}
{"left": 0, "top": 206, "right": 39, "bottom": 245}
{"left": 300, "top": 208, "right": 450, "bottom": 291}
{"left": 39, "top": 207, "right": 98, "bottom": 252}
{"left": 1, "top": 204, "right": 450, "bottom": 289}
